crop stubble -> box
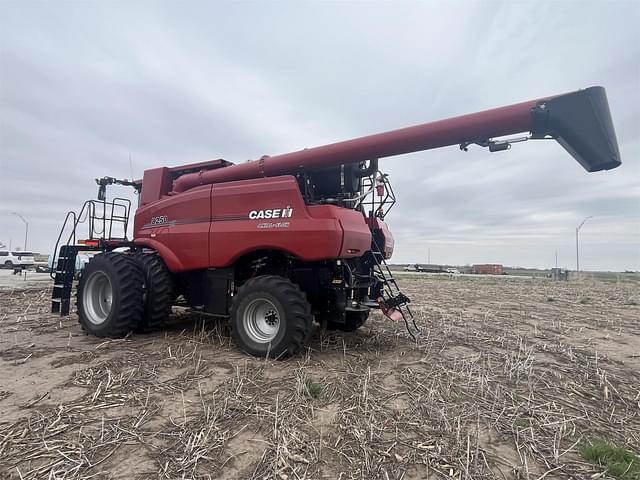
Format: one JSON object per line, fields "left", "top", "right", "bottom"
{"left": 0, "top": 275, "right": 638, "bottom": 479}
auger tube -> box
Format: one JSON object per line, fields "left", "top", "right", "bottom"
{"left": 170, "top": 86, "right": 620, "bottom": 192}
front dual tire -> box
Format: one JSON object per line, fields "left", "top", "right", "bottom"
{"left": 77, "top": 253, "right": 144, "bottom": 337}
{"left": 77, "top": 252, "right": 173, "bottom": 337}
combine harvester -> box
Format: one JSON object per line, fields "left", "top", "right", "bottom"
{"left": 51, "top": 86, "right": 621, "bottom": 357}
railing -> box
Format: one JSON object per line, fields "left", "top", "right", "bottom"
{"left": 90, "top": 197, "right": 132, "bottom": 241}
{"left": 357, "top": 170, "right": 397, "bottom": 221}
{"left": 50, "top": 198, "right": 132, "bottom": 279}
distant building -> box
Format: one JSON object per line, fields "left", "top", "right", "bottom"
{"left": 550, "top": 268, "right": 569, "bottom": 281}
{"left": 472, "top": 264, "right": 504, "bottom": 275}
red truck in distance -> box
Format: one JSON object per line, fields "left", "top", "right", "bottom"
{"left": 472, "top": 264, "right": 505, "bottom": 275}
{"left": 51, "top": 86, "right": 621, "bottom": 358}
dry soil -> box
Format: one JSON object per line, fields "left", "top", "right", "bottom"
{"left": 0, "top": 271, "right": 638, "bottom": 479}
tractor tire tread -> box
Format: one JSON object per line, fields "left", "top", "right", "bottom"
{"left": 77, "top": 252, "right": 144, "bottom": 338}
{"left": 132, "top": 252, "right": 174, "bottom": 332}
{"left": 230, "top": 275, "right": 311, "bottom": 358}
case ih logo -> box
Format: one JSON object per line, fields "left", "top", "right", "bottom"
{"left": 248, "top": 207, "right": 293, "bottom": 220}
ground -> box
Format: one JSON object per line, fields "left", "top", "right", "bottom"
{"left": 0, "top": 270, "right": 638, "bottom": 479}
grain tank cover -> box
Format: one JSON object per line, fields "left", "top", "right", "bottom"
{"left": 532, "top": 86, "right": 621, "bottom": 172}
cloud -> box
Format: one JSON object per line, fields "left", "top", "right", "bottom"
{"left": 1, "top": 0, "right": 638, "bottom": 270}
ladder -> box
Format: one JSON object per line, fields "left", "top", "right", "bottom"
{"left": 50, "top": 198, "right": 131, "bottom": 316}
{"left": 51, "top": 245, "right": 82, "bottom": 315}
{"left": 358, "top": 168, "right": 420, "bottom": 339}
{"left": 370, "top": 238, "right": 420, "bottom": 340}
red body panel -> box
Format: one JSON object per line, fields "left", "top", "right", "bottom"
{"left": 134, "top": 176, "right": 372, "bottom": 272}
{"left": 139, "top": 167, "right": 173, "bottom": 207}
{"left": 135, "top": 185, "right": 212, "bottom": 271}
{"left": 367, "top": 218, "right": 395, "bottom": 258}
{"left": 140, "top": 159, "right": 232, "bottom": 205}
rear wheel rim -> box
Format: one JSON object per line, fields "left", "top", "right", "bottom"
{"left": 83, "top": 271, "right": 113, "bottom": 325}
{"left": 243, "top": 298, "right": 280, "bottom": 343}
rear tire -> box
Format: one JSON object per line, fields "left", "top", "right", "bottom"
{"left": 230, "top": 275, "right": 311, "bottom": 358}
{"left": 326, "top": 310, "right": 369, "bottom": 332}
{"left": 133, "top": 252, "right": 174, "bottom": 332}
{"left": 77, "top": 252, "right": 144, "bottom": 337}
{"left": 4, "top": 260, "right": 13, "bottom": 268}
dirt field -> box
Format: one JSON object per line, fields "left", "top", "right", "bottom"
{"left": 1, "top": 273, "right": 638, "bottom": 479}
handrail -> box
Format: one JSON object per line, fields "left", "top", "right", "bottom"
{"left": 50, "top": 200, "right": 97, "bottom": 279}
{"left": 107, "top": 197, "right": 131, "bottom": 239}
{"left": 357, "top": 170, "right": 397, "bottom": 221}
{"left": 50, "top": 198, "right": 132, "bottom": 279}
{"left": 50, "top": 207, "right": 82, "bottom": 279}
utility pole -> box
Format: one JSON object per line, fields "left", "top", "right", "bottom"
{"left": 11, "top": 212, "right": 29, "bottom": 252}
{"left": 575, "top": 216, "right": 593, "bottom": 272}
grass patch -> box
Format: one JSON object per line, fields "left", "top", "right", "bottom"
{"left": 304, "top": 378, "right": 323, "bottom": 399}
{"left": 580, "top": 439, "right": 640, "bottom": 480}
{"left": 578, "top": 296, "right": 591, "bottom": 304}
{"left": 546, "top": 297, "right": 555, "bottom": 302}
{"left": 513, "top": 418, "right": 530, "bottom": 429}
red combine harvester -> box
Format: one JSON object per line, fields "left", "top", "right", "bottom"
{"left": 52, "top": 86, "right": 621, "bottom": 357}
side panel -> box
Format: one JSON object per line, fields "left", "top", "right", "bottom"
{"left": 134, "top": 185, "right": 212, "bottom": 272}
{"left": 209, "top": 176, "right": 371, "bottom": 267}
{"left": 133, "top": 175, "right": 374, "bottom": 271}
{"left": 308, "top": 205, "right": 372, "bottom": 257}
{"left": 367, "top": 217, "right": 395, "bottom": 259}
{"left": 139, "top": 167, "right": 172, "bottom": 206}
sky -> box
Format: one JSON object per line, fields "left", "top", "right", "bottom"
{"left": 1, "top": 0, "right": 638, "bottom": 271}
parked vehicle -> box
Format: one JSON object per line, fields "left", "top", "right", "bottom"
{"left": 0, "top": 251, "right": 35, "bottom": 269}
{"left": 404, "top": 264, "right": 425, "bottom": 272}
{"left": 47, "top": 253, "right": 91, "bottom": 276}
{"left": 405, "top": 264, "right": 447, "bottom": 273}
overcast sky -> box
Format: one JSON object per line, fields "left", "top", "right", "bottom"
{"left": 1, "top": 0, "right": 638, "bottom": 271}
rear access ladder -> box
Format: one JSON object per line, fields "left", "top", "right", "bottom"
{"left": 51, "top": 245, "right": 85, "bottom": 315}
{"left": 50, "top": 198, "right": 131, "bottom": 316}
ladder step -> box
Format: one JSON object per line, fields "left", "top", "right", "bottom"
{"left": 51, "top": 298, "right": 71, "bottom": 315}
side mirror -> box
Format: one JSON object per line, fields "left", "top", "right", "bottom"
{"left": 98, "top": 184, "right": 106, "bottom": 201}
